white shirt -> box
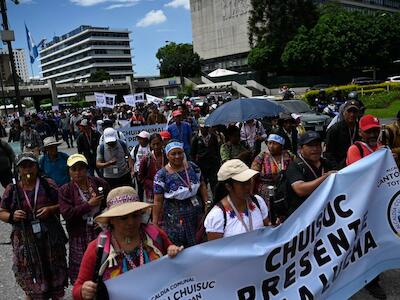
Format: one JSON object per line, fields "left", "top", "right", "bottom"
{"left": 130, "top": 145, "right": 150, "bottom": 172}
{"left": 238, "top": 121, "right": 267, "bottom": 149}
{"left": 204, "top": 195, "right": 269, "bottom": 238}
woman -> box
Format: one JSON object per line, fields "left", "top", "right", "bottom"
{"left": 204, "top": 159, "right": 269, "bottom": 240}
{"left": 0, "top": 152, "right": 68, "bottom": 300}
{"left": 73, "top": 186, "right": 183, "bottom": 300}
{"left": 251, "top": 133, "right": 295, "bottom": 209}
{"left": 153, "top": 140, "right": 209, "bottom": 247}
{"left": 220, "top": 125, "right": 250, "bottom": 164}
{"left": 138, "top": 133, "right": 168, "bottom": 203}
{"left": 59, "top": 154, "right": 110, "bottom": 284}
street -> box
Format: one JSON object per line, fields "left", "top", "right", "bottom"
{"left": 0, "top": 141, "right": 399, "bottom": 299}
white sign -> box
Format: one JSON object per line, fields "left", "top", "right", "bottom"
{"left": 95, "top": 92, "right": 115, "bottom": 108}
{"left": 123, "top": 93, "right": 146, "bottom": 107}
{"left": 105, "top": 149, "right": 400, "bottom": 300}
{"left": 146, "top": 94, "right": 163, "bottom": 106}
{"left": 117, "top": 123, "right": 167, "bottom": 151}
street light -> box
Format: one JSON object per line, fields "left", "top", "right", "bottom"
{"left": 0, "top": 0, "right": 23, "bottom": 121}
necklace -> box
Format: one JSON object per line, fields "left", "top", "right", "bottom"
{"left": 112, "top": 235, "right": 144, "bottom": 270}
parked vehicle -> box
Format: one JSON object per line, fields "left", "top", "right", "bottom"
{"left": 386, "top": 76, "right": 400, "bottom": 83}
{"left": 351, "top": 77, "right": 383, "bottom": 85}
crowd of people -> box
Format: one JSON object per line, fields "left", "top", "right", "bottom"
{"left": 0, "top": 93, "right": 398, "bottom": 299}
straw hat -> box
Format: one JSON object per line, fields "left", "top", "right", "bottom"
{"left": 95, "top": 186, "right": 152, "bottom": 224}
{"left": 43, "top": 136, "right": 62, "bottom": 148}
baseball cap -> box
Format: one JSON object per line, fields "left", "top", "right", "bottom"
{"left": 16, "top": 152, "right": 37, "bottom": 166}
{"left": 137, "top": 131, "right": 150, "bottom": 139}
{"left": 217, "top": 159, "right": 259, "bottom": 182}
{"left": 343, "top": 100, "right": 360, "bottom": 112}
{"left": 67, "top": 154, "right": 88, "bottom": 167}
{"left": 299, "top": 131, "right": 321, "bottom": 146}
{"left": 172, "top": 110, "right": 182, "bottom": 117}
{"left": 104, "top": 128, "right": 117, "bottom": 143}
{"left": 160, "top": 131, "right": 171, "bottom": 141}
{"left": 359, "top": 114, "right": 380, "bottom": 131}
{"left": 198, "top": 117, "right": 207, "bottom": 128}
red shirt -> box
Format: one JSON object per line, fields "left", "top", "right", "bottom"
{"left": 346, "top": 142, "right": 378, "bottom": 165}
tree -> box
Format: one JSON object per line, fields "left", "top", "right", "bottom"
{"left": 248, "top": 0, "right": 318, "bottom": 71}
{"left": 89, "top": 69, "right": 111, "bottom": 82}
{"left": 156, "top": 42, "right": 201, "bottom": 78}
{"left": 281, "top": 5, "right": 400, "bottom": 74}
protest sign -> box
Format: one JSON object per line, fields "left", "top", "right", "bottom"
{"left": 146, "top": 94, "right": 163, "bottom": 106}
{"left": 105, "top": 148, "right": 400, "bottom": 300}
{"left": 117, "top": 123, "right": 167, "bottom": 151}
{"left": 95, "top": 92, "right": 115, "bottom": 109}
{"left": 123, "top": 93, "right": 146, "bottom": 107}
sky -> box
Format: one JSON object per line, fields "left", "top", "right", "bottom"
{"left": 7, "top": 0, "right": 192, "bottom": 77}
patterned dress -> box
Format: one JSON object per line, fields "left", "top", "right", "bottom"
{"left": 154, "top": 161, "right": 203, "bottom": 247}
{"left": 0, "top": 177, "right": 68, "bottom": 300}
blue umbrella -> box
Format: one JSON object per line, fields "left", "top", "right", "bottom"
{"left": 205, "top": 98, "right": 284, "bottom": 126}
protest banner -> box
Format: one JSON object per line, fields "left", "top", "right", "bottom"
{"left": 146, "top": 94, "right": 163, "bottom": 106}
{"left": 95, "top": 92, "right": 115, "bottom": 109}
{"left": 123, "top": 93, "right": 146, "bottom": 107}
{"left": 117, "top": 123, "right": 167, "bottom": 151}
{"left": 105, "top": 148, "right": 400, "bottom": 300}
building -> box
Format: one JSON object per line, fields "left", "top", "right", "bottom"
{"left": 39, "top": 25, "right": 134, "bottom": 84}
{"left": 0, "top": 48, "right": 30, "bottom": 82}
{"left": 190, "top": 0, "right": 400, "bottom": 73}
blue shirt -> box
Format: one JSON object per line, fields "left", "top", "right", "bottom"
{"left": 167, "top": 122, "right": 192, "bottom": 152}
{"left": 39, "top": 152, "right": 70, "bottom": 186}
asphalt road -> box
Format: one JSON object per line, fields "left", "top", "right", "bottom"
{"left": 0, "top": 140, "right": 398, "bottom": 299}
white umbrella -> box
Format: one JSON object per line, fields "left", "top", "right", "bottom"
{"left": 208, "top": 68, "right": 238, "bottom": 78}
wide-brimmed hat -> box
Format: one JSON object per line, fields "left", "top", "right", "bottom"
{"left": 43, "top": 136, "right": 62, "bottom": 148}
{"left": 67, "top": 153, "right": 88, "bottom": 167}
{"left": 217, "top": 159, "right": 259, "bottom": 182}
{"left": 95, "top": 186, "right": 152, "bottom": 224}
{"left": 16, "top": 152, "right": 37, "bottom": 166}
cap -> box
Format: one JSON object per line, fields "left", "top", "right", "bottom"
{"left": 137, "top": 131, "right": 150, "bottom": 139}
{"left": 43, "top": 137, "right": 62, "bottom": 148}
{"left": 160, "top": 131, "right": 171, "bottom": 141}
{"left": 198, "top": 117, "right": 207, "bottom": 128}
{"left": 67, "top": 154, "right": 88, "bottom": 167}
{"left": 359, "top": 114, "right": 380, "bottom": 131}
{"left": 16, "top": 152, "right": 37, "bottom": 166}
{"left": 343, "top": 100, "right": 360, "bottom": 112}
{"left": 217, "top": 159, "right": 259, "bottom": 182}
{"left": 299, "top": 131, "right": 322, "bottom": 146}
{"left": 172, "top": 110, "right": 182, "bottom": 117}
{"left": 104, "top": 128, "right": 117, "bottom": 143}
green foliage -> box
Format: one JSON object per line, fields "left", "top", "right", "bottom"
{"left": 89, "top": 69, "right": 111, "bottom": 82}
{"left": 40, "top": 98, "right": 52, "bottom": 105}
{"left": 248, "top": 45, "right": 275, "bottom": 72}
{"left": 282, "top": 7, "right": 400, "bottom": 73}
{"left": 361, "top": 90, "right": 400, "bottom": 109}
{"left": 366, "top": 100, "right": 400, "bottom": 118}
{"left": 177, "top": 84, "right": 194, "bottom": 99}
{"left": 156, "top": 43, "right": 200, "bottom": 78}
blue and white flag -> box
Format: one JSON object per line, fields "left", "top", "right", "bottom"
{"left": 105, "top": 148, "right": 400, "bottom": 300}
{"left": 25, "top": 24, "right": 38, "bottom": 64}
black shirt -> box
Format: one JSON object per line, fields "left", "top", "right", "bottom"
{"left": 286, "top": 157, "right": 333, "bottom": 215}
{"left": 325, "top": 120, "right": 359, "bottom": 169}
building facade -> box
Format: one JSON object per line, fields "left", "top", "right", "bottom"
{"left": 190, "top": 0, "right": 400, "bottom": 73}
{"left": 0, "top": 48, "right": 29, "bottom": 82}
{"left": 39, "top": 25, "right": 134, "bottom": 84}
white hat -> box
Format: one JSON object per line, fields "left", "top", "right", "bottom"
{"left": 43, "top": 136, "right": 62, "bottom": 148}
{"left": 137, "top": 131, "right": 150, "bottom": 139}
{"left": 104, "top": 128, "right": 117, "bottom": 143}
{"left": 217, "top": 159, "right": 259, "bottom": 182}
{"left": 80, "top": 119, "right": 89, "bottom": 126}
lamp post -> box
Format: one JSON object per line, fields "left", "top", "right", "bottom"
{"left": 0, "top": 0, "right": 23, "bottom": 120}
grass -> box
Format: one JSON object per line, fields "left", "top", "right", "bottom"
{"left": 365, "top": 100, "right": 400, "bottom": 119}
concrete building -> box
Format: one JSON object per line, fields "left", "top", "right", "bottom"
{"left": 0, "top": 48, "right": 30, "bottom": 82}
{"left": 39, "top": 25, "right": 134, "bottom": 84}
{"left": 190, "top": 0, "right": 400, "bottom": 73}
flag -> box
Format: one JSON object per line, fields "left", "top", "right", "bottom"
{"left": 25, "top": 23, "right": 38, "bottom": 64}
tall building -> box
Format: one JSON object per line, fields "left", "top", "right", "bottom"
{"left": 0, "top": 48, "right": 30, "bottom": 82}
{"left": 39, "top": 25, "right": 134, "bottom": 84}
{"left": 190, "top": 0, "right": 400, "bottom": 73}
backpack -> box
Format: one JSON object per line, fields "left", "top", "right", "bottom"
{"left": 354, "top": 141, "right": 364, "bottom": 158}
{"left": 99, "top": 140, "right": 128, "bottom": 158}
{"left": 195, "top": 195, "right": 261, "bottom": 244}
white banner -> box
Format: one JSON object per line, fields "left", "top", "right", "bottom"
{"left": 95, "top": 92, "right": 115, "bottom": 109}
{"left": 105, "top": 149, "right": 400, "bottom": 300}
{"left": 117, "top": 123, "right": 167, "bottom": 151}
{"left": 146, "top": 94, "right": 163, "bottom": 106}
{"left": 123, "top": 93, "right": 146, "bottom": 107}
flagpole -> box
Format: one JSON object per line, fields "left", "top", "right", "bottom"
{"left": 30, "top": 62, "right": 34, "bottom": 80}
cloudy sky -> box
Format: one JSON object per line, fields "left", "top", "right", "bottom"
{"left": 9, "top": 0, "right": 192, "bottom": 77}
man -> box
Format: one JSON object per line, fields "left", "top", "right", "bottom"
{"left": 146, "top": 106, "right": 167, "bottom": 125}
{"left": 60, "top": 112, "right": 74, "bottom": 148}
{"left": 167, "top": 110, "right": 192, "bottom": 157}
{"left": 286, "top": 131, "right": 335, "bottom": 215}
{"left": 277, "top": 113, "right": 297, "bottom": 154}
{"left": 8, "top": 119, "right": 22, "bottom": 142}
{"left": 0, "top": 138, "right": 15, "bottom": 188}
{"left": 346, "top": 115, "right": 387, "bottom": 300}
{"left": 325, "top": 100, "right": 360, "bottom": 169}
{"left": 130, "top": 131, "right": 150, "bottom": 201}
{"left": 20, "top": 122, "right": 43, "bottom": 156}
{"left": 384, "top": 110, "right": 400, "bottom": 166}
{"left": 70, "top": 110, "right": 82, "bottom": 140}
{"left": 98, "top": 119, "right": 126, "bottom": 144}
{"left": 39, "top": 137, "right": 69, "bottom": 186}
{"left": 76, "top": 119, "right": 100, "bottom": 176}
{"left": 191, "top": 117, "right": 220, "bottom": 195}
{"left": 130, "top": 109, "right": 145, "bottom": 126}
{"left": 239, "top": 119, "right": 267, "bottom": 156}
{"left": 96, "top": 128, "right": 133, "bottom": 189}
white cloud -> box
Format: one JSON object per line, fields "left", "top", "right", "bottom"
{"left": 70, "top": 0, "right": 139, "bottom": 8}
{"left": 165, "top": 0, "right": 189, "bottom": 10}
{"left": 136, "top": 10, "right": 167, "bottom": 27}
